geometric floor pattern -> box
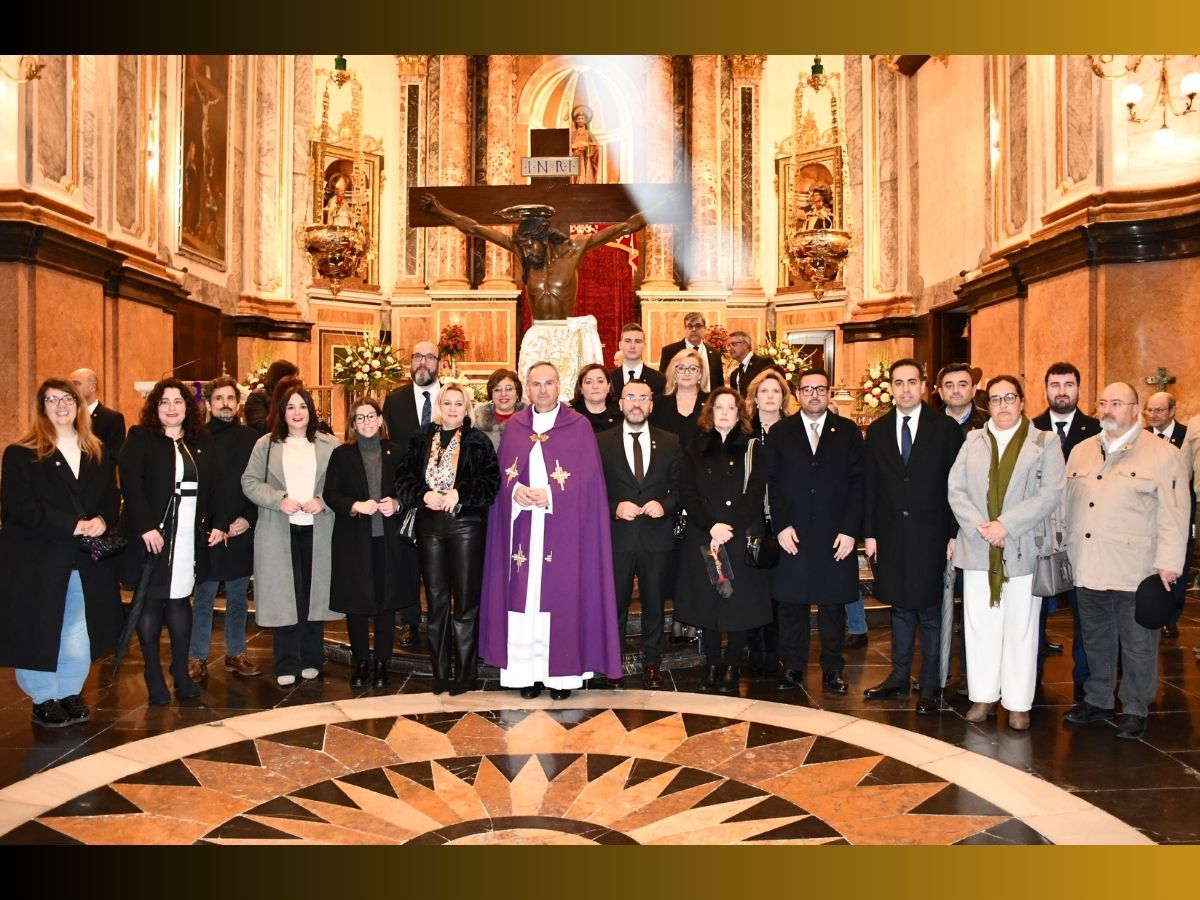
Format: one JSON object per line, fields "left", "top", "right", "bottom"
{"left": 0, "top": 693, "right": 1146, "bottom": 845}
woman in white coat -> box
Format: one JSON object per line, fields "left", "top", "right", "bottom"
{"left": 242, "top": 384, "right": 342, "bottom": 686}
{"left": 947, "top": 375, "right": 1065, "bottom": 730}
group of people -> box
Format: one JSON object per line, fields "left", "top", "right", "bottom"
{"left": 0, "top": 330, "right": 1193, "bottom": 743}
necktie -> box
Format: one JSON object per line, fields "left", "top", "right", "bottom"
{"left": 627, "top": 369, "right": 636, "bottom": 384}
{"left": 421, "top": 391, "right": 431, "bottom": 427}
{"left": 809, "top": 421, "right": 820, "bottom": 454}
{"left": 901, "top": 415, "right": 912, "bottom": 465}
{"left": 1158, "top": 431, "right": 1166, "bottom": 440}
{"left": 1055, "top": 421, "right": 1067, "bottom": 441}
{"left": 630, "top": 431, "right": 644, "bottom": 484}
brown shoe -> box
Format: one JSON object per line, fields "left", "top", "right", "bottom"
{"left": 187, "top": 658, "right": 207, "bottom": 680}
{"left": 964, "top": 701, "right": 997, "bottom": 723}
{"left": 224, "top": 654, "right": 262, "bottom": 676}
{"left": 1008, "top": 710, "right": 1031, "bottom": 731}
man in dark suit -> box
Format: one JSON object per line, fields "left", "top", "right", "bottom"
{"left": 1031, "top": 360, "right": 1101, "bottom": 699}
{"left": 727, "top": 331, "right": 771, "bottom": 396}
{"left": 1146, "top": 390, "right": 1193, "bottom": 638}
{"left": 189, "top": 376, "right": 261, "bottom": 680}
{"left": 657, "top": 311, "right": 724, "bottom": 391}
{"left": 609, "top": 322, "right": 666, "bottom": 396}
{"left": 70, "top": 367, "right": 126, "bottom": 459}
{"left": 381, "top": 339, "right": 442, "bottom": 648}
{"left": 863, "top": 359, "right": 965, "bottom": 714}
{"left": 768, "top": 368, "right": 864, "bottom": 694}
{"left": 597, "top": 379, "right": 681, "bottom": 689}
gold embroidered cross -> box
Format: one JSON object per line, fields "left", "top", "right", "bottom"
{"left": 512, "top": 545, "right": 527, "bottom": 571}
{"left": 544, "top": 551, "right": 553, "bottom": 563}
{"left": 505, "top": 458, "right": 520, "bottom": 485}
{"left": 550, "top": 460, "right": 571, "bottom": 490}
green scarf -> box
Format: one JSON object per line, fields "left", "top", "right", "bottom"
{"left": 985, "top": 415, "right": 1030, "bottom": 607}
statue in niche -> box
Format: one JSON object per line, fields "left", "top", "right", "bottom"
{"left": 569, "top": 104, "right": 601, "bottom": 185}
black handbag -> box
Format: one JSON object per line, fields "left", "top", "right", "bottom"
{"left": 741, "top": 438, "right": 780, "bottom": 569}
{"left": 55, "top": 456, "right": 129, "bottom": 561}
{"left": 673, "top": 510, "right": 687, "bottom": 540}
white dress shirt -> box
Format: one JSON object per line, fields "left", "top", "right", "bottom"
{"left": 412, "top": 381, "right": 441, "bottom": 422}
{"left": 622, "top": 420, "right": 651, "bottom": 476}
{"left": 800, "top": 409, "right": 829, "bottom": 451}
{"left": 895, "top": 403, "right": 923, "bottom": 454}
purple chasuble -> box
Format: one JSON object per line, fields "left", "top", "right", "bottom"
{"left": 478, "top": 403, "right": 622, "bottom": 679}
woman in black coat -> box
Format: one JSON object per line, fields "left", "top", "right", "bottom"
{"left": 0, "top": 379, "right": 123, "bottom": 727}
{"left": 119, "top": 378, "right": 225, "bottom": 705}
{"left": 324, "top": 397, "right": 406, "bottom": 688}
{"left": 396, "top": 382, "right": 500, "bottom": 695}
{"left": 675, "top": 388, "right": 772, "bottom": 695}
{"left": 569, "top": 363, "right": 621, "bottom": 433}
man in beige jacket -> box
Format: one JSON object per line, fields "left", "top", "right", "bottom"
{"left": 1062, "top": 382, "right": 1190, "bottom": 739}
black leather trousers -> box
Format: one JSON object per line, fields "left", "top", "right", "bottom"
{"left": 416, "top": 509, "right": 485, "bottom": 691}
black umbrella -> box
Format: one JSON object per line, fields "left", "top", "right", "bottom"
{"left": 111, "top": 552, "right": 158, "bottom": 676}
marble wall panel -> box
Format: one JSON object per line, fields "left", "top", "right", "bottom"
{"left": 1064, "top": 56, "right": 1094, "bottom": 187}
{"left": 1007, "top": 56, "right": 1028, "bottom": 233}
{"left": 37, "top": 56, "right": 69, "bottom": 183}
{"left": 844, "top": 56, "right": 864, "bottom": 307}
{"left": 875, "top": 62, "right": 898, "bottom": 294}
{"left": 1023, "top": 268, "right": 1092, "bottom": 408}
{"left": 34, "top": 269, "right": 103, "bottom": 383}
{"left": 113, "top": 298, "right": 173, "bottom": 425}
{"left": 0, "top": 266, "right": 30, "bottom": 446}
{"left": 291, "top": 56, "right": 315, "bottom": 305}
{"left": 433, "top": 304, "right": 516, "bottom": 370}
{"left": 970, "top": 299, "right": 1022, "bottom": 393}
{"left": 115, "top": 56, "right": 139, "bottom": 231}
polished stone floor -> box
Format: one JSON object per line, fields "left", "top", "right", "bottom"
{"left": 0, "top": 600, "right": 1196, "bottom": 844}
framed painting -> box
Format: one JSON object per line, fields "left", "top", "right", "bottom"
{"left": 179, "top": 55, "right": 230, "bottom": 269}
{"left": 310, "top": 141, "right": 384, "bottom": 291}
{"left": 776, "top": 144, "right": 844, "bottom": 292}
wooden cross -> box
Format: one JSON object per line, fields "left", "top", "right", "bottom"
{"left": 1144, "top": 367, "right": 1176, "bottom": 392}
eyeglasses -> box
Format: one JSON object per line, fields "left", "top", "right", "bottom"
{"left": 1096, "top": 399, "right": 1134, "bottom": 410}
{"left": 674, "top": 365, "right": 701, "bottom": 374}
{"left": 988, "top": 393, "right": 1021, "bottom": 407}
{"left": 44, "top": 394, "right": 76, "bottom": 407}
{"left": 353, "top": 412, "right": 379, "bottom": 423}
{"left": 728, "top": 339, "right": 749, "bottom": 346}
{"left": 411, "top": 353, "right": 439, "bottom": 363}
{"left": 1144, "top": 407, "right": 1171, "bottom": 415}
{"left": 799, "top": 385, "right": 828, "bottom": 396}
{"left": 621, "top": 394, "right": 652, "bottom": 404}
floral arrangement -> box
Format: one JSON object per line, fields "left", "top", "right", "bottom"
{"left": 861, "top": 358, "right": 893, "bottom": 410}
{"left": 704, "top": 324, "right": 730, "bottom": 355}
{"left": 438, "top": 323, "right": 470, "bottom": 359}
{"left": 244, "top": 360, "right": 273, "bottom": 393}
{"left": 332, "top": 332, "right": 404, "bottom": 392}
{"left": 756, "top": 336, "right": 817, "bottom": 390}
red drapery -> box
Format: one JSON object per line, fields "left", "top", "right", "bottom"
{"left": 518, "top": 230, "right": 638, "bottom": 366}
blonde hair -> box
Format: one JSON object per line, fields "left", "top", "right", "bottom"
{"left": 664, "top": 348, "right": 707, "bottom": 394}
{"left": 16, "top": 378, "right": 105, "bottom": 462}
{"left": 433, "top": 379, "right": 475, "bottom": 425}
{"left": 745, "top": 368, "right": 794, "bottom": 417}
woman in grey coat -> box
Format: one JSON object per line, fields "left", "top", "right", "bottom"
{"left": 947, "top": 375, "right": 1065, "bottom": 730}
{"left": 242, "top": 384, "right": 342, "bottom": 686}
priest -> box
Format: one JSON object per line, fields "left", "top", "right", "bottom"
{"left": 479, "top": 361, "right": 623, "bottom": 700}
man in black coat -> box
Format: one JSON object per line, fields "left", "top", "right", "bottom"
{"left": 609, "top": 322, "right": 666, "bottom": 397}
{"left": 597, "top": 379, "right": 682, "bottom": 689}
{"left": 71, "top": 368, "right": 126, "bottom": 459}
{"left": 1145, "top": 390, "right": 1193, "bottom": 639}
{"left": 768, "top": 368, "right": 863, "bottom": 694}
{"left": 381, "top": 339, "right": 442, "bottom": 647}
{"left": 657, "top": 311, "right": 724, "bottom": 391}
{"left": 1031, "top": 360, "right": 1101, "bottom": 699}
{"left": 863, "top": 359, "right": 965, "bottom": 714}
{"left": 188, "top": 376, "right": 261, "bottom": 680}
{"left": 727, "top": 331, "right": 771, "bottom": 396}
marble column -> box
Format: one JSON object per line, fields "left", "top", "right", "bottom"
{"left": 641, "top": 55, "right": 677, "bottom": 291}
{"left": 729, "top": 55, "right": 766, "bottom": 294}
{"left": 395, "top": 55, "right": 428, "bottom": 288}
{"left": 873, "top": 58, "right": 899, "bottom": 296}
{"left": 433, "top": 55, "right": 471, "bottom": 291}
{"left": 481, "top": 54, "right": 517, "bottom": 291}
{"left": 689, "top": 55, "right": 721, "bottom": 289}
{"left": 248, "top": 55, "right": 285, "bottom": 297}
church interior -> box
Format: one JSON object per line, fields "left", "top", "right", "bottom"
{"left": 0, "top": 52, "right": 1198, "bottom": 847}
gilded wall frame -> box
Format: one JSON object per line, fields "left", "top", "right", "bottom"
{"left": 776, "top": 145, "right": 844, "bottom": 292}
{"left": 310, "top": 141, "right": 384, "bottom": 291}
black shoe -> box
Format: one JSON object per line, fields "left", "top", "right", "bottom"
{"left": 372, "top": 660, "right": 390, "bottom": 689}
{"left": 59, "top": 694, "right": 90, "bottom": 724}
{"left": 398, "top": 623, "right": 416, "bottom": 649}
{"left": 609, "top": 676, "right": 626, "bottom": 691}
{"left": 717, "top": 666, "right": 741, "bottom": 695}
{"left": 776, "top": 668, "right": 804, "bottom": 691}
{"left": 844, "top": 632, "right": 868, "bottom": 650}
{"left": 864, "top": 679, "right": 909, "bottom": 700}
{"left": 549, "top": 688, "right": 572, "bottom": 701}
{"left": 1045, "top": 641, "right": 1064, "bottom": 655}
{"left": 916, "top": 692, "right": 941, "bottom": 715}
{"left": 745, "top": 650, "right": 767, "bottom": 676}
{"left": 1162, "top": 623, "right": 1180, "bottom": 640}
{"left": 31, "top": 699, "right": 71, "bottom": 728}
{"left": 822, "top": 672, "right": 848, "bottom": 694}
{"left": 174, "top": 680, "right": 201, "bottom": 700}
{"left": 448, "top": 679, "right": 474, "bottom": 696}
{"left": 1063, "top": 701, "right": 1116, "bottom": 725}
{"left": 1073, "top": 683, "right": 1086, "bottom": 703}
{"left": 1115, "top": 714, "right": 1147, "bottom": 740}
{"left": 519, "top": 683, "right": 544, "bottom": 700}
{"left": 697, "top": 665, "right": 721, "bottom": 693}
{"left": 350, "top": 660, "right": 371, "bottom": 689}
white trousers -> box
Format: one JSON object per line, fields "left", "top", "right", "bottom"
{"left": 963, "top": 570, "right": 1041, "bottom": 712}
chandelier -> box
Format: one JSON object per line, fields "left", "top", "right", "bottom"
{"left": 296, "top": 55, "right": 374, "bottom": 296}
{"left": 1087, "top": 55, "right": 1200, "bottom": 146}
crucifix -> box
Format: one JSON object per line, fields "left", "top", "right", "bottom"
{"left": 1144, "top": 366, "right": 1176, "bottom": 393}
